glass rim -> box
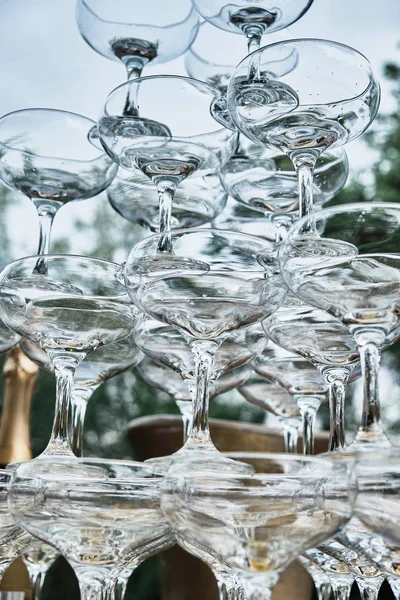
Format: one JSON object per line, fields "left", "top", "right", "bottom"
{"left": 0, "top": 253, "right": 122, "bottom": 272}
{"left": 101, "top": 74, "right": 233, "bottom": 135}
{"left": 78, "top": 0, "right": 197, "bottom": 29}
{"left": 287, "top": 201, "right": 400, "bottom": 235}
{"left": 0, "top": 108, "right": 108, "bottom": 164}
{"left": 0, "top": 254, "right": 130, "bottom": 299}
{"left": 232, "top": 37, "right": 378, "bottom": 104}
{"left": 125, "top": 226, "right": 277, "bottom": 266}
{"left": 168, "top": 452, "right": 349, "bottom": 485}
{"left": 12, "top": 456, "right": 164, "bottom": 482}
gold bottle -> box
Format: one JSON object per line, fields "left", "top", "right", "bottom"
{"left": 0, "top": 345, "right": 39, "bottom": 598}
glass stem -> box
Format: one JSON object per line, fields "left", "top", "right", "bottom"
{"left": 292, "top": 152, "right": 318, "bottom": 219}
{"left": 314, "top": 577, "right": 332, "bottom": 600}
{"left": 246, "top": 26, "right": 263, "bottom": 55}
{"left": 27, "top": 564, "right": 48, "bottom": 600}
{"left": 122, "top": 59, "right": 144, "bottom": 115}
{"left": 321, "top": 367, "right": 351, "bottom": 453}
{"left": 113, "top": 572, "right": 131, "bottom": 600}
{"left": 387, "top": 576, "right": 400, "bottom": 600}
{"left": 70, "top": 385, "right": 97, "bottom": 457}
{"left": 43, "top": 352, "right": 85, "bottom": 456}
{"left": 355, "top": 576, "right": 384, "bottom": 600}
{"left": 75, "top": 567, "right": 114, "bottom": 600}
{"left": 126, "top": 61, "right": 144, "bottom": 80}
{"left": 240, "top": 572, "right": 279, "bottom": 600}
{"left": 351, "top": 327, "right": 390, "bottom": 447}
{"left": 330, "top": 577, "right": 354, "bottom": 600}
{"left": 157, "top": 179, "right": 176, "bottom": 234}
{"left": 271, "top": 214, "right": 293, "bottom": 243}
{"left": 186, "top": 340, "right": 218, "bottom": 447}
{"left": 216, "top": 577, "right": 245, "bottom": 600}
{"left": 156, "top": 179, "right": 177, "bottom": 253}
{"left": 278, "top": 416, "right": 301, "bottom": 453}
{"left": 33, "top": 200, "right": 60, "bottom": 256}
{"left": 295, "top": 395, "right": 323, "bottom": 455}
{"left": 175, "top": 398, "right": 194, "bottom": 444}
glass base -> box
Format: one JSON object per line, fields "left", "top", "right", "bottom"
{"left": 145, "top": 441, "right": 254, "bottom": 475}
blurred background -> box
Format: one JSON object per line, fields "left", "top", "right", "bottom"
{"left": 0, "top": 0, "right": 400, "bottom": 597}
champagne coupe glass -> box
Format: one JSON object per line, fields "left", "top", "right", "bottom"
{"left": 280, "top": 202, "right": 400, "bottom": 449}
{"left": 0, "top": 109, "right": 117, "bottom": 260}
{"left": 161, "top": 452, "right": 351, "bottom": 600}
{"left": 134, "top": 314, "right": 261, "bottom": 445}
{"left": 134, "top": 314, "right": 266, "bottom": 393}
{"left": 239, "top": 371, "right": 301, "bottom": 452}
{"left": 0, "top": 255, "right": 133, "bottom": 457}
{"left": 107, "top": 170, "right": 227, "bottom": 232}
{"left": 252, "top": 342, "right": 328, "bottom": 454}
{"left": 219, "top": 148, "right": 349, "bottom": 241}
{"left": 184, "top": 20, "right": 301, "bottom": 205}
{"left": 228, "top": 39, "right": 380, "bottom": 217}
{"left": 185, "top": 21, "right": 295, "bottom": 91}
{"left": 137, "top": 356, "right": 250, "bottom": 443}
{"left": 125, "top": 229, "right": 286, "bottom": 468}
{"left": 191, "top": 0, "right": 314, "bottom": 53}
{"left": 20, "top": 328, "right": 143, "bottom": 457}
{"left": 9, "top": 457, "right": 175, "bottom": 600}
{"left": 76, "top": 0, "right": 200, "bottom": 81}
{"left": 98, "top": 76, "right": 238, "bottom": 239}
{"left": 263, "top": 294, "right": 359, "bottom": 452}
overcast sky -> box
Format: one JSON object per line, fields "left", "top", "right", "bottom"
{"left": 0, "top": 0, "right": 399, "bottom": 258}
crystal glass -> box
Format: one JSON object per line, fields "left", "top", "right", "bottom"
{"left": 220, "top": 148, "right": 349, "bottom": 241}
{"left": 280, "top": 202, "right": 400, "bottom": 449}
{"left": 108, "top": 169, "right": 227, "bottom": 231}
{"left": 185, "top": 21, "right": 295, "bottom": 90}
{"left": 76, "top": 0, "right": 200, "bottom": 80}
{"left": 253, "top": 341, "right": 328, "bottom": 454}
{"left": 125, "top": 228, "right": 286, "bottom": 468}
{"left": 0, "top": 109, "right": 117, "bottom": 259}
{"left": 137, "top": 356, "right": 250, "bottom": 443}
{"left": 134, "top": 314, "right": 266, "bottom": 384}
{"left": 98, "top": 76, "right": 238, "bottom": 238}
{"left": 161, "top": 452, "right": 351, "bottom": 600}
{"left": 9, "top": 457, "right": 175, "bottom": 600}
{"left": 263, "top": 294, "right": 359, "bottom": 452}
{"left": 191, "top": 0, "right": 314, "bottom": 53}
{"left": 0, "top": 255, "right": 133, "bottom": 456}
{"left": 228, "top": 39, "right": 380, "bottom": 217}
{"left": 135, "top": 315, "right": 261, "bottom": 447}
{"left": 239, "top": 371, "right": 301, "bottom": 452}
{"left": 20, "top": 326, "right": 143, "bottom": 457}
